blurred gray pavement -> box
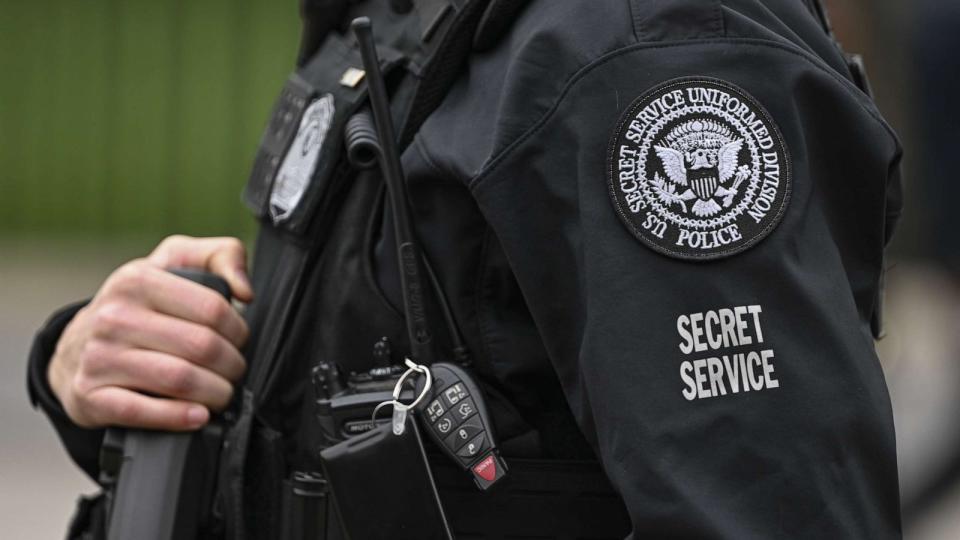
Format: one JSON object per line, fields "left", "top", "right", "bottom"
{"left": 0, "top": 241, "right": 142, "bottom": 539}
{"left": 881, "top": 264, "right": 960, "bottom": 539}
{"left": 2, "top": 241, "right": 960, "bottom": 538}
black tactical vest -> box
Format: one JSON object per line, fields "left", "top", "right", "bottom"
{"left": 230, "top": 1, "right": 631, "bottom": 538}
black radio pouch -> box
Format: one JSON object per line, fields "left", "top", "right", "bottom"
{"left": 319, "top": 416, "right": 453, "bottom": 540}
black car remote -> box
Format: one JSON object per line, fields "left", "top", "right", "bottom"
{"left": 416, "top": 363, "right": 508, "bottom": 490}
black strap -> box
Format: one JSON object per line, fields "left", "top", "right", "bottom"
{"left": 474, "top": 0, "right": 531, "bottom": 51}
{"left": 398, "top": 0, "right": 495, "bottom": 147}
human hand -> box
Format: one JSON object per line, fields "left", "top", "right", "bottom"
{"left": 47, "top": 235, "right": 253, "bottom": 431}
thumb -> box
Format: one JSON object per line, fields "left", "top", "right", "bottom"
{"left": 148, "top": 235, "right": 254, "bottom": 302}
{"left": 206, "top": 241, "right": 254, "bottom": 303}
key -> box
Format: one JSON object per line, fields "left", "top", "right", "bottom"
{"left": 375, "top": 358, "right": 432, "bottom": 437}
{"left": 415, "top": 363, "right": 508, "bottom": 490}
{"left": 392, "top": 406, "right": 409, "bottom": 436}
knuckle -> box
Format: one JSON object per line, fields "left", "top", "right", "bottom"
{"left": 90, "top": 303, "right": 129, "bottom": 338}
{"left": 70, "top": 384, "right": 111, "bottom": 427}
{"left": 187, "top": 327, "right": 221, "bottom": 363}
{"left": 233, "top": 356, "right": 248, "bottom": 380}
{"left": 111, "top": 399, "right": 140, "bottom": 425}
{"left": 160, "top": 234, "right": 189, "bottom": 250}
{"left": 216, "top": 351, "right": 245, "bottom": 384}
{"left": 210, "top": 384, "right": 234, "bottom": 411}
{"left": 114, "top": 262, "right": 141, "bottom": 283}
{"left": 153, "top": 235, "right": 192, "bottom": 262}
{"left": 160, "top": 364, "right": 195, "bottom": 397}
{"left": 79, "top": 339, "right": 111, "bottom": 374}
{"left": 63, "top": 396, "right": 95, "bottom": 428}
{"left": 199, "top": 295, "right": 229, "bottom": 327}
{"left": 223, "top": 237, "right": 244, "bottom": 253}
{"left": 70, "top": 374, "right": 94, "bottom": 400}
{"left": 107, "top": 262, "right": 147, "bottom": 294}
{"left": 236, "top": 320, "right": 250, "bottom": 344}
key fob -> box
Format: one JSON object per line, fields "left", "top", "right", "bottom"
{"left": 416, "top": 363, "right": 508, "bottom": 490}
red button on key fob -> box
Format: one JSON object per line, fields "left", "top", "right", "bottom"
{"left": 416, "top": 363, "right": 509, "bottom": 490}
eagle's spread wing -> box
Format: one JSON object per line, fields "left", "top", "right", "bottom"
{"left": 718, "top": 139, "right": 743, "bottom": 182}
{"left": 654, "top": 146, "right": 687, "bottom": 186}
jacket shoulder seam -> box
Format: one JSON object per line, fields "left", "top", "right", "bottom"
{"left": 467, "top": 37, "right": 898, "bottom": 194}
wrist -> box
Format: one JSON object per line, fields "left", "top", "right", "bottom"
{"left": 27, "top": 300, "right": 89, "bottom": 415}
{"left": 46, "top": 306, "right": 86, "bottom": 406}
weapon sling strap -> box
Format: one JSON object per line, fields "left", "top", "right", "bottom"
{"left": 399, "top": 0, "right": 514, "bottom": 147}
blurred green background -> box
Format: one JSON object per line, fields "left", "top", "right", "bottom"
{"left": 0, "top": 3, "right": 303, "bottom": 536}
{"left": 0, "top": 0, "right": 300, "bottom": 242}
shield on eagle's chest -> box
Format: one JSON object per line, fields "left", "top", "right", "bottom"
{"left": 690, "top": 173, "right": 719, "bottom": 200}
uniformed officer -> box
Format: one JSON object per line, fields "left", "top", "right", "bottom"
{"left": 29, "top": 0, "right": 904, "bottom": 538}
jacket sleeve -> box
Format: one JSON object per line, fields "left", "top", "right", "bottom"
{"left": 431, "top": 4, "right": 902, "bottom": 538}
{"left": 27, "top": 301, "right": 105, "bottom": 482}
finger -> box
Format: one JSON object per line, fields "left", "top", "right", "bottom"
{"left": 86, "top": 345, "right": 234, "bottom": 410}
{"left": 148, "top": 236, "right": 253, "bottom": 302}
{"left": 94, "top": 305, "right": 246, "bottom": 383}
{"left": 85, "top": 386, "right": 210, "bottom": 431}
{"left": 205, "top": 241, "right": 254, "bottom": 303}
{"left": 135, "top": 266, "right": 248, "bottom": 347}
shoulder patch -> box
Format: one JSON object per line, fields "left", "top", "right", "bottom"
{"left": 607, "top": 77, "right": 791, "bottom": 261}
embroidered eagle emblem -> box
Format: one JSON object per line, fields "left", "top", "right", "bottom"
{"left": 650, "top": 119, "right": 751, "bottom": 217}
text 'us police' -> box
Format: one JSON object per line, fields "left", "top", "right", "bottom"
{"left": 677, "top": 305, "right": 779, "bottom": 401}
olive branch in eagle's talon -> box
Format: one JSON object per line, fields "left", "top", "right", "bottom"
{"left": 651, "top": 172, "right": 696, "bottom": 214}
{"left": 721, "top": 165, "right": 751, "bottom": 208}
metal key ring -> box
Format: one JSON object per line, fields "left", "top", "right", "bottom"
{"left": 371, "top": 359, "right": 432, "bottom": 421}
{"left": 392, "top": 359, "right": 432, "bottom": 410}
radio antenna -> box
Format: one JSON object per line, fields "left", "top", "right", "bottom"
{"left": 352, "top": 17, "right": 435, "bottom": 365}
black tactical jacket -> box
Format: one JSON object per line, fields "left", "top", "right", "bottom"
{"left": 30, "top": 1, "right": 903, "bottom": 538}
